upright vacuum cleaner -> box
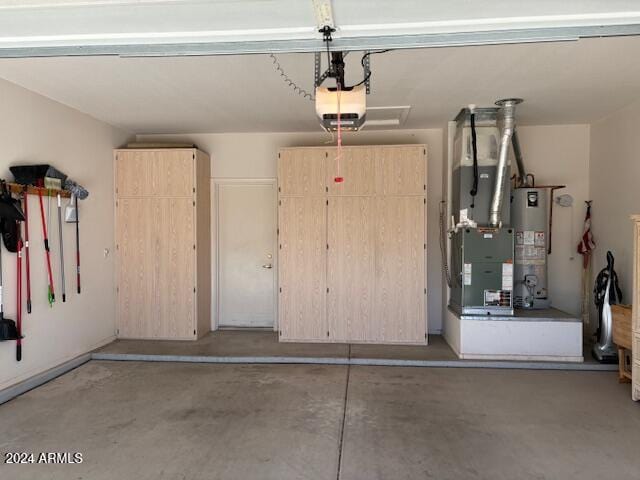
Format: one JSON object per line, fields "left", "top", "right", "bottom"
{"left": 592, "top": 251, "right": 622, "bottom": 363}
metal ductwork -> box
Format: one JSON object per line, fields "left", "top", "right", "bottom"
{"left": 511, "top": 129, "right": 532, "bottom": 187}
{"left": 489, "top": 98, "right": 522, "bottom": 228}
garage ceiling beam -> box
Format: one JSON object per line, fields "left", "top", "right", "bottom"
{"left": 2, "top": 24, "right": 640, "bottom": 58}
{"left": 1, "top": 1, "right": 640, "bottom": 57}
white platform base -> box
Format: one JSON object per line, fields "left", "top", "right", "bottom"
{"left": 444, "top": 307, "right": 584, "bottom": 362}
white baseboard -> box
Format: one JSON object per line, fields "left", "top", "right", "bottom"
{"left": 0, "top": 353, "right": 91, "bottom": 405}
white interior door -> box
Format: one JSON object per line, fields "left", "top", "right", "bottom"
{"left": 217, "top": 181, "right": 276, "bottom": 328}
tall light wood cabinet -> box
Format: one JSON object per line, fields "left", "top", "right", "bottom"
{"left": 114, "top": 148, "right": 211, "bottom": 340}
{"left": 278, "top": 145, "right": 427, "bottom": 345}
{"left": 632, "top": 215, "right": 640, "bottom": 400}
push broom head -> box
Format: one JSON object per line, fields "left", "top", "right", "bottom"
{"left": 44, "top": 166, "right": 68, "bottom": 190}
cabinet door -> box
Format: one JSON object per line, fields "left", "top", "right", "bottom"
{"left": 155, "top": 151, "right": 195, "bottom": 197}
{"left": 156, "top": 198, "right": 196, "bottom": 338}
{"left": 327, "top": 197, "right": 375, "bottom": 342}
{"left": 376, "top": 145, "right": 426, "bottom": 195}
{"left": 115, "top": 150, "right": 194, "bottom": 197}
{"left": 117, "top": 198, "right": 195, "bottom": 339}
{"left": 116, "top": 198, "right": 155, "bottom": 338}
{"left": 327, "top": 147, "right": 376, "bottom": 196}
{"left": 279, "top": 197, "right": 327, "bottom": 341}
{"left": 634, "top": 222, "right": 640, "bottom": 332}
{"left": 278, "top": 148, "right": 326, "bottom": 196}
{"left": 374, "top": 196, "right": 426, "bottom": 343}
{"left": 115, "top": 151, "right": 153, "bottom": 197}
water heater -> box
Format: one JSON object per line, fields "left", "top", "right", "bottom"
{"left": 511, "top": 188, "right": 551, "bottom": 309}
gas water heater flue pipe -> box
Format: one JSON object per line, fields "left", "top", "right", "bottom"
{"left": 511, "top": 129, "right": 531, "bottom": 187}
{"left": 489, "top": 98, "right": 523, "bottom": 228}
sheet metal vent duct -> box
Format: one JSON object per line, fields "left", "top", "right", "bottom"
{"left": 489, "top": 98, "right": 522, "bottom": 228}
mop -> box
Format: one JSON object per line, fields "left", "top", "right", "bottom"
{"left": 64, "top": 179, "right": 89, "bottom": 295}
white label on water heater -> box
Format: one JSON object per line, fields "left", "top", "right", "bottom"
{"left": 523, "top": 231, "right": 535, "bottom": 245}
{"left": 460, "top": 208, "right": 469, "bottom": 223}
{"left": 534, "top": 231, "right": 545, "bottom": 247}
{"left": 463, "top": 263, "right": 472, "bottom": 285}
{"left": 502, "top": 263, "right": 513, "bottom": 290}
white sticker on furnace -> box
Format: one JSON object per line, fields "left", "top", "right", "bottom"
{"left": 463, "top": 263, "right": 472, "bottom": 285}
{"left": 502, "top": 263, "right": 513, "bottom": 290}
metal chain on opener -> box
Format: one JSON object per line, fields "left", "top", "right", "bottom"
{"left": 269, "top": 54, "right": 315, "bottom": 101}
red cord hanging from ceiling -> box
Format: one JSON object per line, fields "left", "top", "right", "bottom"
{"left": 334, "top": 83, "right": 344, "bottom": 183}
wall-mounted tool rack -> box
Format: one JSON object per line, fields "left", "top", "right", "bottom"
{"left": 6, "top": 182, "right": 71, "bottom": 198}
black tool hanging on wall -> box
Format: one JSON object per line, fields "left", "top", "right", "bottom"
{"left": 0, "top": 181, "right": 25, "bottom": 252}
{"left": 64, "top": 178, "right": 89, "bottom": 295}
{"left": 0, "top": 238, "right": 20, "bottom": 343}
{"left": 0, "top": 180, "right": 24, "bottom": 347}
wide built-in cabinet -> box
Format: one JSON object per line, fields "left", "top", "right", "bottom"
{"left": 632, "top": 215, "right": 640, "bottom": 400}
{"left": 278, "top": 145, "right": 427, "bottom": 345}
{"left": 114, "top": 149, "right": 211, "bottom": 340}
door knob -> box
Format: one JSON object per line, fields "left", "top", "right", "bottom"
{"left": 262, "top": 264, "right": 273, "bottom": 269}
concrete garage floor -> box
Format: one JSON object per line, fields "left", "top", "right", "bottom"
{"left": 95, "top": 330, "right": 458, "bottom": 361}
{"left": 0, "top": 361, "right": 638, "bottom": 480}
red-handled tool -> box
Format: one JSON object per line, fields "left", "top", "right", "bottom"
{"left": 16, "top": 237, "right": 23, "bottom": 361}
{"left": 37, "top": 184, "right": 55, "bottom": 305}
{"left": 57, "top": 193, "right": 66, "bottom": 302}
{"left": 75, "top": 195, "right": 81, "bottom": 294}
{"left": 22, "top": 189, "right": 32, "bottom": 313}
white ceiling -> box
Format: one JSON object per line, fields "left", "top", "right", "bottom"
{"left": 1, "top": 35, "right": 640, "bottom": 133}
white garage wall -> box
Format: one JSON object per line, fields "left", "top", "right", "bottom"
{"left": 0, "top": 78, "right": 131, "bottom": 390}
{"left": 138, "top": 130, "right": 446, "bottom": 332}
{"left": 589, "top": 102, "right": 640, "bottom": 327}
{"left": 441, "top": 123, "right": 590, "bottom": 346}
{"left": 515, "top": 125, "right": 591, "bottom": 317}
{"left": 139, "top": 125, "right": 591, "bottom": 331}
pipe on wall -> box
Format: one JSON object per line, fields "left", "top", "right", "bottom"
{"left": 511, "top": 129, "right": 531, "bottom": 187}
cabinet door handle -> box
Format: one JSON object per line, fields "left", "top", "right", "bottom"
{"left": 262, "top": 264, "right": 273, "bottom": 269}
